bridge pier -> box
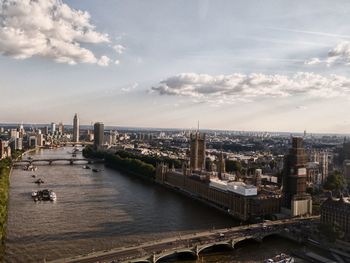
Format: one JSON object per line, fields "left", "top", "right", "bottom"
{"left": 70, "top": 160, "right": 74, "bottom": 165}
{"left": 150, "top": 253, "right": 156, "bottom": 263}
{"left": 194, "top": 245, "right": 199, "bottom": 256}
{"left": 49, "top": 161, "right": 52, "bottom": 165}
{"left": 230, "top": 239, "right": 235, "bottom": 248}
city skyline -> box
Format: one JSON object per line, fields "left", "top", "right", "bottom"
{"left": 2, "top": 0, "right": 350, "bottom": 133}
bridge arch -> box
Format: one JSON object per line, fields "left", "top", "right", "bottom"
{"left": 233, "top": 236, "right": 261, "bottom": 248}
{"left": 155, "top": 250, "right": 197, "bottom": 263}
{"left": 197, "top": 242, "right": 233, "bottom": 254}
{"left": 260, "top": 232, "right": 282, "bottom": 241}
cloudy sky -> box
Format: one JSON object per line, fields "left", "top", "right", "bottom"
{"left": 1, "top": 0, "right": 350, "bottom": 133}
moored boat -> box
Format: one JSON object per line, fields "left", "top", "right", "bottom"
{"left": 31, "top": 189, "right": 57, "bottom": 202}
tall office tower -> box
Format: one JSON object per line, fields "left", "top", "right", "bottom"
{"left": 58, "top": 122, "right": 64, "bottom": 134}
{"left": 283, "top": 137, "right": 312, "bottom": 216}
{"left": 51, "top": 122, "right": 56, "bottom": 133}
{"left": 73, "top": 114, "right": 79, "bottom": 142}
{"left": 189, "top": 132, "right": 206, "bottom": 172}
{"left": 93, "top": 122, "right": 104, "bottom": 150}
{"left": 44, "top": 126, "right": 49, "bottom": 135}
{"left": 18, "top": 123, "right": 24, "bottom": 138}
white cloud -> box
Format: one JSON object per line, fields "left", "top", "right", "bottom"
{"left": 305, "top": 41, "right": 350, "bottom": 67}
{"left": 304, "top": 58, "right": 322, "bottom": 65}
{"left": 115, "top": 59, "right": 120, "bottom": 65}
{"left": 296, "top": 105, "right": 308, "bottom": 110}
{"left": 113, "top": 44, "right": 126, "bottom": 54}
{"left": 151, "top": 72, "right": 350, "bottom": 104}
{"left": 97, "top": 55, "right": 111, "bottom": 67}
{"left": 0, "top": 0, "right": 110, "bottom": 65}
{"left": 122, "top": 82, "right": 138, "bottom": 93}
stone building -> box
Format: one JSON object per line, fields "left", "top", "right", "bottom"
{"left": 321, "top": 195, "right": 350, "bottom": 241}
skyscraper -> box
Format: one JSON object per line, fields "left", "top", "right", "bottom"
{"left": 51, "top": 122, "right": 56, "bottom": 133}
{"left": 190, "top": 132, "right": 206, "bottom": 172}
{"left": 94, "top": 122, "right": 104, "bottom": 150}
{"left": 283, "top": 137, "right": 312, "bottom": 216}
{"left": 73, "top": 114, "right": 79, "bottom": 142}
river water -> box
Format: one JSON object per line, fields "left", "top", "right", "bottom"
{"left": 5, "top": 147, "right": 306, "bottom": 262}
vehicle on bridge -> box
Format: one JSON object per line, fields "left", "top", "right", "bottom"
{"left": 264, "top": 253, "right": 294, "bottom": 263}
{"left": 24, "top": 165, "right": 37, "bottom": 171}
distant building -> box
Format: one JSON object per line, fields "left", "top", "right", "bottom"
{"left": 310, "top": 150, "right": 329, "bottom": 184}
{"left": 10, "top": 129, "right": 18, "bottom": 138}
{"left": 321, "top": 195, "right": 350, "bottom": 241}
{"left": 73, "top": 114, "right": 79, "bottom": 142}
{"left": 58, "top": 122, "right": 64, "bottom": 134}
{"left": 105, "top": 130, "right": 117, "bottom": 145}
{"left": 51, "top": 122, "right": 56, "bottom": 133}
{"left": 10, "top": 137, "right": 23, "bottom": 151}
{"left": 94, "top": 122, "right": 104, "bottom": 150}
{"left": 37, "top": 134, "right": 44, "bottom": 147}
{"left": 28, "top": 136, "right": 37, "bottom": 148}
{"left": 190, "top": 132, "right": 206, "bottom": 172}
{"left": 283, "top": 137, "right": 312, "bottom": 216}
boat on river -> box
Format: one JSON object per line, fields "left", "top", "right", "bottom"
{"left": 34, "top": 178, "right": 44, "bottom": 184}
{"left": 83, "top": 165, "right": 91, "bottom": 169}
{"left": 92, "top": 168, "right": 101, "bottom": 172}
{"left": 264, "top": 253, "right": 294, "bottom": 263}
{"left": 31, "top": 189, "right": 56, "bottom": 202}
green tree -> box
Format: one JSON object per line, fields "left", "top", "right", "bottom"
{"left": 225, "top": 160, "right": 242, "bottom": 173}
{"left": 323, "top": 171, "right": 346, "bottom": 192}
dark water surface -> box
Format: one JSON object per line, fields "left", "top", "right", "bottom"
{"left": 5, "top": 147, "right": 240, "bottom": 262}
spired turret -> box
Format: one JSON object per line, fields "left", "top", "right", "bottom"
{"left": 155, "top": 163, "right": 168, "bottom": 183}
{"left": 218, "top": 151, "right": 226, "bottom": 179}
{"left": 189, "top": 132, "right": 206, "bottom": 172}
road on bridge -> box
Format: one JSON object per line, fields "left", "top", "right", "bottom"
{"left": 49, "top": 217, "right": 318, "bottom": 263}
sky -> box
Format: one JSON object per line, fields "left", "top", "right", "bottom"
{"left": 1, "top": 0, "right": 350, "bottom": 133}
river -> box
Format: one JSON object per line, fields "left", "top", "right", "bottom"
{"left": 5, "top": 147, "right": 307, "bottom": 262}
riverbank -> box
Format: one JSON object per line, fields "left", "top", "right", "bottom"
{"left": 0, "top": 158, "right": 11, "bottom": 260}
{"left": 83, "top": 146, "right": 156, "bottom": 180}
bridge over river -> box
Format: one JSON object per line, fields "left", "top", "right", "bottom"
{"left": 50, "top": 216, "right": 318, "bottom": 263}
{"left": 13, "top": 158, "right": 103, "bottom": 166}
